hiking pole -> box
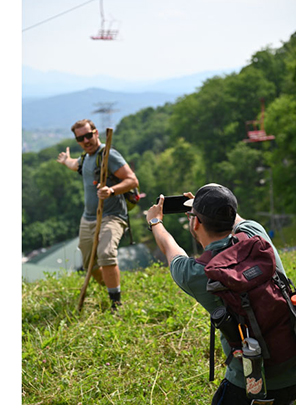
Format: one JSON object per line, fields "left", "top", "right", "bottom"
{"left": 78, "top": 128, "right": 113, "bottom": 311}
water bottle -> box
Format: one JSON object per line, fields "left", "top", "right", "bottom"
{"left": 242, "top": 337, "right": 267, "bottom": 399}
{"left": 211, "top": 306, "right": 241, "bottom": 346}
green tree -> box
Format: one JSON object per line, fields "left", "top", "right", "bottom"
{"left": 279, "top": 32, "right": 296, "bottom": 95}
{"left": 246, "top": 47, "right": 286, "bottom": 96}
{"left": 22, "top": 156, "right": 84, "bottom": 253}
{"left": 114, "top": 104, "right": 173, "bottom": 157}
{"left": 33, "top": 160, "right": 83, "bottom": 222}
{"left": 215, "top": 141, "right": 267, "bottom": 219}
{"left": 265, "top": 94, "right": 296, "bottom": 213}
{"left": 170, "top": 69, "right": 276, "bottom": 180}
{"left": 22, "top": 218, "right": 71, "bottom": 252}
{"left": 135, "top": 150, "right": 158, "bottom": 207}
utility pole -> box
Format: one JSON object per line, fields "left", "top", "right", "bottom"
{"left": 92, "top": 102, "right": 119, "bottom": 131}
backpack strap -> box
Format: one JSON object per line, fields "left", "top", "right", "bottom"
{"left": 209, "top": 322, "right": 215, "bottom": 381}
{"left": 195, "top": 250, "right": 213, "bottom": 266}
{"left": 78, "top": 146, "right": 108, "bottom": 177}
{"left": 94, "top": 145, "right": 119, "bottom": 185}
{"left": 93, "top": 146, "right": 107, "bottom": 184}
{"left": 195, "top": 250, "right": 215, "bottom": 381}
{"left": 196, "top": 249, "right": 226, "bottom": 381}
{"left": 77, "top": 152, "right": 87, "bottom": 175}
{"left": 95, "top": 145, "right": 105, "bottom": 165}
{"left": 195, "top": 234, "right": 244, "bottom": 267}
{"left": 273, "top": 270, "right": 296, "bottom": 335}
{"left": 240, "top": 293, "right": 270, "bottom": 359}
{"left": 78, "top": 145, "right": 116, "bottom": 185}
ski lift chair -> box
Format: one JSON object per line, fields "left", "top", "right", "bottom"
{"left": 243, "top": 120, "right": 275, "bottom": 143}
{"left": 243, "top": 98, "right": 275, "bottom": 143}
{"left": 90, "top": 0, "right": 119, "bottom": 40}
{"left": 90, "top": 28, "right": 118, "bottom": 40}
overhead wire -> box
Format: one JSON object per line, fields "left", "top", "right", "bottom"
{"left": 22, "top": 0, "right": 97, "bottom": 32}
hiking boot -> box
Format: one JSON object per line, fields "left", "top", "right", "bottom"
{"left": 111, "top": 300, "right": 122, "bottom": 313}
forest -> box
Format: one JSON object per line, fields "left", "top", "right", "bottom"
{"left": 22, "top": 32, "right": 296, "bottom": 256}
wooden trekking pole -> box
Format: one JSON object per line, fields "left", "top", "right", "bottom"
{"left": 78, "top": 128, "right": 113, "bottom": 311}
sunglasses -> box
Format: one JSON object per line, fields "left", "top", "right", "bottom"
{"left": 75, "top": 129, "right": 96, "bottom": 142}
{"left": 186, "top": 211, "right": 197, "bottom": 220}
{"left": 186, "top": 212, "right": 203, "bottom": 224}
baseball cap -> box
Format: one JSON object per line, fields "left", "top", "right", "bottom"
{"left": 184, "top": 183, "right": 237, "bottom": 223}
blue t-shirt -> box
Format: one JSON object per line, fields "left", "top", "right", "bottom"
{"left": 78, "top": 145, "right": 128, "bottom": 222}
{"left": 170, "top": 220, "right": 296, "bottom": 389}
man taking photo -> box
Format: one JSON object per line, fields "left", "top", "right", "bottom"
{"left": 146, "top": 183, "right": 296, "bottom": 405}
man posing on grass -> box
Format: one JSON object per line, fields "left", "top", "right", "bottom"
{"left": 146, "top": 184, "right": 296, "bottom": 405}
{"left": 57, "top": 119, "right": 138, "bottom": 311}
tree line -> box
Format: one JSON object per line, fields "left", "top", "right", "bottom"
{"left": 22, "top": 32, "right": 296, "bottom": 255}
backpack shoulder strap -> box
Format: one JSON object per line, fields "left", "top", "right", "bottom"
{"left": 273, "top": 269, "right": 296, "bottom": 335}
{"left": 95, "top": 145, "right": 105, "bottom": 166}
{"left": 77, "top": 151, "right": 87, "bottom": 175}
{"left": 232, "top": 231, "right": 250, "bottom": 243}
{"left": 195, "top": 250, "right": 213, "bottom": 266}
{"left": 93, "top": 145, "right": 117, "bottom": 185}
{"left": 195, "top": 233, "right": 243, "bottom": 266}
{"left": 78, "top": 146, "right": 107, "bottom": 178}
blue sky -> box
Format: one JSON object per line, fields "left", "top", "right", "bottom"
{"left": 22, "top": 0, "right": 296, "bottom": 81}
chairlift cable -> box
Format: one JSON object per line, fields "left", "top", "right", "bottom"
{"left": 22, "top": 0, "right": 97, "bottom": 32}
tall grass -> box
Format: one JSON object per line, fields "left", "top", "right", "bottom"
{"left": 22, "top": 251, "right": 296, "bottom": 405}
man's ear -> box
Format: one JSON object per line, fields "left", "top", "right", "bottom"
{"left": 193, "top": 216, "right": 200, "bottom": 231}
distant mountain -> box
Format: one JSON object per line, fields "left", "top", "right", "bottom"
{"left": 22, "top": 87, "right": 178, "bottom": 130}
{"left": 22, "top": 66, "right": 240, "bottom": 98}
{"left": 22, "top": 66, "right": 240, "bottom": 152}
{"left": 139, "top": 69, "right": 239, "bottom": 95}
{"left": 22, "top": 87, "right": 180, "bottom": 151}
{"left": 22, "top": 67, "right": 134, "bottom": 99}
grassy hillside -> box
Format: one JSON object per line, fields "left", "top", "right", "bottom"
{"left": 22, "top": 252, "right": 296, "bottom": 405}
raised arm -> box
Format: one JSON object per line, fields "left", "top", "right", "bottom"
{"left": 57, "top": 147, "right": 79, "bottom": 171}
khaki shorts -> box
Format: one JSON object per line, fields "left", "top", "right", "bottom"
{"left": 78, "top": 215, "right": 127, "bottom": 269}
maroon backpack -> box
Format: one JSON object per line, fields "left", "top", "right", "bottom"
{"left": 196, "top": 232, "right": 296, "bottom": 379}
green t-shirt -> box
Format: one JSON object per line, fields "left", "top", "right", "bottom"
{"left": 78, "top": 145, "right": 128, "bottom": 222}
{"left": 170, "top": 219, "right": 296, "bottom": 389}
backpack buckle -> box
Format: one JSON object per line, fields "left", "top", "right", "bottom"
{"left": 240, "top": 293, "right": 250, "bottom": 309}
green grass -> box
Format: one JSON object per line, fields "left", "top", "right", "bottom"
{"left": 22, "top": 252, "right": 296, "bottom": 405}
{"left": 272, "top": 217, "right": 296, "bottom": 249}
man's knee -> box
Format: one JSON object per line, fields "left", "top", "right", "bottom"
{"left": 97, "top": 249, "right": 118, "bottom": 267}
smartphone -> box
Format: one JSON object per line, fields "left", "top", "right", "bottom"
{"left": 156, "top": 195, "right": 190, "bottom": 214}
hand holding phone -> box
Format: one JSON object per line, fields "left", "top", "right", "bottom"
{"left": 156, "top": 195, "right": 190, "bottom": 214}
